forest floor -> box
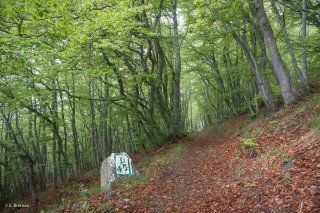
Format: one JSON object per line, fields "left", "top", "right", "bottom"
{"left": 12, "top": 93, "right": 320, "bottom": 213}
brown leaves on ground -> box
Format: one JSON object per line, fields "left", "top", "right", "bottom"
{"left": 62, "top": 102, "right": 320, "bottom": 213}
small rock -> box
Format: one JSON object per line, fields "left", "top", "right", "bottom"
{"left": 283, "top": 159, "right": 295, "bottom": 171}
{"left": 72, "top": 203, "right": 83, "bottom": 211}
{"left": 80, "top": 189, "right": 89, "bottom": 196}
{"left": 249, "top": 150, "right": 257, "bottom": 158}
{"left": 123, "top": 205, "right": 128, "bottom": 209}
{"left": 132, "top": 165, "right": 140, "bottom": 176}
{"left": 106, "top": 204, "right": 116, "bottom": 211}
{"left": 102, "top": 191, "right": 116, "bottom": 202}
{"left": 226, "top": 184, "right": 231, "bottom": 188}
{"left": 317, "top": 164, "right": 320, "bottom": 168}
{"left": 124, "top": 198, "right": 130, "bottom": 203}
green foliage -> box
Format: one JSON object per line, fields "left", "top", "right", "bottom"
{"left": 283, "top": 174, "right": 292, "bottom": 183}
{"left": 242, "top": 138, "right": 258, "bottom": 150}
{"left": 1, "top": 0, "right": 319, "bottom": 205}
{"left": 282, "top": 154, "right": 292, "bottom": 164}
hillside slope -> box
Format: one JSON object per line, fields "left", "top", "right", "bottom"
{"left": 61, "top": 94, "right": 320, "bottom": 213}
{"left": 10, "top": 94, "right": 320, "bottom": 213}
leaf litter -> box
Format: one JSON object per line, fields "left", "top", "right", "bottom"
{"left": 51, "top": 99, "right": 320, "bottom": 212}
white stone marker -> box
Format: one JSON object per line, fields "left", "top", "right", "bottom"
{"left": 100, "top": 152, "right": 135, "bottom": 192}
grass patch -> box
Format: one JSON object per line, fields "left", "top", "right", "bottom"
{"left": 171, "top": 144, "right": 187, "bottom": 155}
{"left": 309, "top": 116, "right": 320, "bottom": 132}
{"left": 236, "top": 119, "right": 251, "bottom": 135}
{"left": 283, "top": 174, "right": 292, "bottom": 183}
{"left": 299, "top": 94, "right": 320, "bottom": 110}
{"left": 237, "top": 115, "right": 266, "bottom": 139}
{"left": 112, "top": 175, "right": 149, "bottom": 191}
{"left": 151, "top": 155, "right": 170, "bottom": 166}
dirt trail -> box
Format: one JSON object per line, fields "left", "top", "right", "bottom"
{"left": 120, "top": 109, "right": 320, "bottom": 213}
{"left": 61, "top": 102, "right": 319, "bottom": 213}
{"left": 9, "top": 99, "right": 320, "bottom": 213}
{"left": 126, "top": 117, "right": 246, "bottom": 213}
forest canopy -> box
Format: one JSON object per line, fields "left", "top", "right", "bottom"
{"left": 0, "top": 0, "right": 319, "bottom": 203}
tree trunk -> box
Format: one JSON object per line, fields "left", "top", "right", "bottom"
{"left": 69, "top": 74, "right": 81, "bottom": 174}
{"left": 88, "top": 83, "right": 100, "bottom": 168}
{"left": 232, "top": 32, "right": 275, "bottom": 110}
{"left": 51, "top": 81, "right": 58, "bottom": 188}
{"left": 172, "top": 0, "right": 182, "bottom": 134}
{"left": 270, "top": 0, "right": 310, "bottom": 91}
{"left": 255, "top": 0, "right": 297, "bottom": 105}
{"left": 301, "top": 0, "right": 308, "bottom": 84}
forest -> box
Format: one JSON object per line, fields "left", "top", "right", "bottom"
{"left": 0, "top": 0, "right": 320, "bottom": 208}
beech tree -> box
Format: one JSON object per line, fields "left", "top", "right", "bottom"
{"left": 0, "top": 0, "right": 319, "bottom": 204}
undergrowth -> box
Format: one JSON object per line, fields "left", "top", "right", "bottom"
{"left": 171, "top": 144, "right": 187, "bottom": 154}
{"left": 299, "top": 94, "right": 320, "bottom": 110}
{"left": 112, "top": 142, "right": 187, "bottom": 192}
{"left": 242, "top": 138, "right": 258, "bottom": 149}
{"left": 309, "top": 116, "right": 320, "bottom": 132}
{"left": 112, "top": 175, "right": 149, "bottom": 191}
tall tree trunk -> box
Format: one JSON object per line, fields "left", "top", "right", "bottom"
{"left": 108, "top": 105, "right": 113, "bottom": 154}
{"left": 58, "top": 82, "right": 69, "bottom": 182}
{"left": 69, "top": 74, "right": 81, "bottom": 174}
{"left": 101, "top": 75, "right": 110, "bottom": 158}
{"left": 270, "top": 0, "right": 310, "bottom": 91}
{"left": 255, "top": 0, "right": 297, "bottom": 105}
{"left": 88, "top": 83, "right": 100, "bottom": 168}
{"left": 26, "top": 158, "right": 36, "bottom": 202}
{"left": 301, "top": 0, "right": 308, "bottom": 84}
{"left": 221, "top": 48, "right": 236, "bottom": 116}
{"left": 39, "top": 119, "right": 47, "bottom": 190}
{"left": 172, "top": 0, "right": 182, "bottom": 134}
{"left": 232, "top": 32, "right": 275, "bottom": 110}
{"left": 52, "top": 80, "right": 66, "bottom": 184}
{"left": 51, "top": 81, "right": 59, "bottom": 188}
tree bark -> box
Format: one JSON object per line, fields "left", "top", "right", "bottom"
{"left": 232, "top": 32, "right": 275, "bottom": 110}
{"left": 255, "top": 0, "right": 297, "bottom": 105}
{"left": 301, "top": 0, "right": 308, "bottom": 84}
{"left": 270, "top": 0, "right": 310, "bottom": 91}
{"left": 172, "top": 0, "right": 182, "bottom": 134}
